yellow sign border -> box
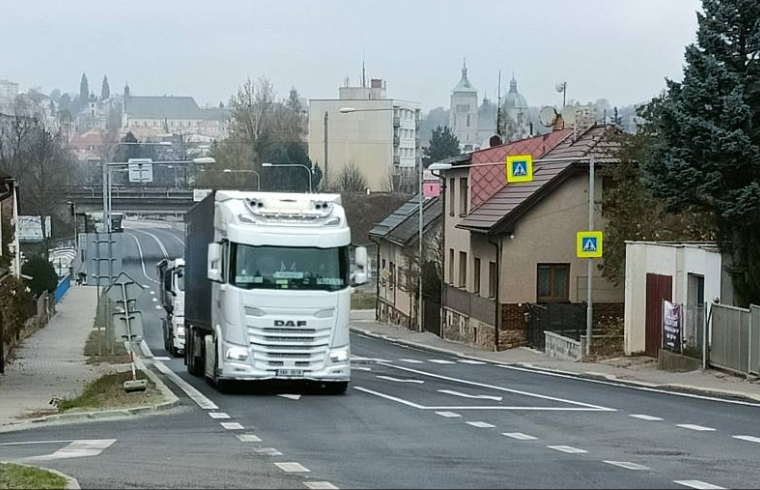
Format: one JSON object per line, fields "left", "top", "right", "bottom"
{"left": 506, "top": 154, "right": 534, "bottom": 183}
{"left": 577, "top": 231, "right": 603, "bottom": 258}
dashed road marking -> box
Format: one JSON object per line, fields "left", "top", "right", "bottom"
{"left": 458, "top": 359, "right": 486, "bottom": 365}
{"left": 428, "top": 359, "right": 456, "bottom": 364}
{"left": 677, "top": 424, "right": 716, "bottom": 432}
{"left": 352, "top": 367, "right": 372, "bottom": 372}
{"left": 674, "top": 480, "right": 726, "bottom": 490}
{"left": 304, "top": 483, "right": 339, "bottom": 490}
{"left": 603, "top": 461, "right": 650, "bottom": 471}
{"left": 353, "top": 386, "right": 426, "bottom": 409}
{"left": 630, "top": 414, "right": 663, "bottom": 421}
{"left": 21, "top": 439, "right": 117, "bottom": 462}
{"left": 209, "top": 412, "right": 230, "bottom": 419}
{"left": 275, "top": 462, "right": 310, "bottom": 473}
{"left": 466, "top": 421, "right": 496, "bottom": 428}
{"left": 733, "top": 435, "right": 760, "bottom": 444}
{"left": 252, "top": 448, "right": 283, "bottom": 456}
{"left": 221, "top": 422, "right": 244, "bottom": 430}
{"left": 547, "top": 445, "right": 587, "bottom": 454}
{"left": 502, "top": 432, "right": 537, "bottom": 441}
{"left": 149, "top": 291, "right": 155, "bottom": 295}
{"left": 156, "top": 305, "right": 162, "bottom": 310}
{"left": 153, "top": 360, "right": 219, "bottom": 410}
{"left": 435, "top": 411, "right": 462, "bottom": 418}
{"left": 152, "top": 297, "right": 158, "bottom": 302}
{"left": 278, "top": 394, "right": 302, "bottom": 400}
{"left": 153, "top": 356, "right": 171, "bottom": 361}
{"left": 376, "top": 375, "right": 424, "bottom": 384}
{"left": 236, "top": 434, "right": 262, "bottom": 442}
{"left": 439, "top": 389, "right": 502, "bottom": 402}
{"left": 398, "top": 359, "right": 425, "bottom": 364}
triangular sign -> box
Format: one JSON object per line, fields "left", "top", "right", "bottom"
{"left": 582, "top": 238, "right": 597, "bottom": 252}
{"left": 513, "top": 162, "right": 527, "bottom": 176}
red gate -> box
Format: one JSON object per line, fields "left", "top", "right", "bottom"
{"left": 645, "top": 274, "right": 673, "bottom": 358}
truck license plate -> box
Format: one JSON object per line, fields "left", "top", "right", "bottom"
{"left": 277, "top": 369, "right": 304, "bottom": 377}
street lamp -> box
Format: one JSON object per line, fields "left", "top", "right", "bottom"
{"left": 262, "top": 162, "right": 313, "bottom": 193}
{"left": 223, "top": 169, "right": 261, "bottom": 191}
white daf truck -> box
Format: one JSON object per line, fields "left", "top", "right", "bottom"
{"left": 157, "top": 258, "right": 185, "bottom": 357}
{"left": 184, "top": 191, "right": 367, "bottom": 393}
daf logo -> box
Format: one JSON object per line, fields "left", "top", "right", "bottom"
{"left": 274, "top": 320, "right": 307, "bottom": 327}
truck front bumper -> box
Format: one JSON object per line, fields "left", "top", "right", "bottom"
{"left": 218, "top": 361, "right": 350, "bottom": 382}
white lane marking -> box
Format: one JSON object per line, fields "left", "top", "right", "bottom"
{"left": 140, "top": 340, "right": 155, "bottom": 359}
{"left": 131, "top": 227, "right": 170, "bottom": 259}
{"left": 352, "top": 367, "right": 372, "bottom": 372}
{"left": 466, "top": 421, "right": 496, "bottom": 428}
{"left": 209, "top": 412, "right": 230, "bottom": 419}
{"left": 547, "top": 445, "right": 588, "bottom": 454}
{"left": 603, "top": 461, "right": 650, "bottom": 471}
{"left": 677, "top": 424, "right": 716, "bottom": 432}
{"left": 439, "top": 389, "right": 502, "bottom": 402}
{"left": 278, "top": 394, "right": 302, "bottom": 400}
{"left": 502, "top": 432, "right": 538, "bottom": 441}
{"left": 0, "top": 441, "right": 73, "bottom": 447}
{"left": 499, "top": 364, "right": 760, "bottom": 408}
{"left": 353, "top": 386, "right": 426, "bottom": 409}
{"left": 124, "top": 232, "right": 160, "bottom": 285}
{"left": 435, "top": 411, "right": 462, "bottom": 418}
{"left": 149, "top": 291, "right": 155, "bottom": 295}
{"left": 153, "top": 360, "right": 219, "bottom": 410}
{"left": 630, "top": 414, "right": 663, "bottom": 421}
{"left": 733, "top": 435, "right": 760, "bottom": 444}
{"left": 22, "top": 439, "right": 117, "bottom": 462}
{"left": 428, "top": 359, "right": 456, "bottom": 364}
{"left": 275, "top": 462, "right": 310, "bottom": 473}
{"left": 253, "top": 447, "right": 283, "bottom": 456}
{"left": 304, "top": 482, "right": 339, "bottom": 490}
{"left": 674, "top": 480, "right": 726, "bottom": 490}
{"left": 376, "top": 375, "right": 424, "bottom": 384}
{"left": 221, "top": 422, "right": 244, "bottom": 430}
{"left": 383, "top": 363, "right": 613, "bottom": 411}
{"left": 236, "top": 434, "right": 262, "bottom": 442}
{"left": 152, "top": 298, "right": 158, "bottom": 302}
{"left": 351, "top": 356, "right": 389, "bottom": 363}
{"left": 423, "top": 406, "right": 610, "bottom": 411}
{"left": 398, "top": 359, "right": 425, "bottom": 364}
{"left": 458, "top": 359, "right": 486, "bottom": 365}
{"left": 156, "top": 305, "right": 162, "bottom": 310}
{"left": 153, "top": 356, "right": 171, "bottom": 361}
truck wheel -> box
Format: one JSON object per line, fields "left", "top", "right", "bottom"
{"left": 324, "top": 382, "right": 349, "bottom": 396}
{"left": 186, "top": 328, "right": 203, "bottom": 376}
{"left": 163, "top": 322, "right": 171, "bottom": 352}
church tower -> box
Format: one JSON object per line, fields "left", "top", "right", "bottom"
{"left": 449, "top": 60, "right": 479, "bottom": 148}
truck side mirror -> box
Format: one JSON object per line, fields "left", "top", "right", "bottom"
{"left": 352, "top": 246, "right": 368, "bottom": 286}
{"left": 207, "top": 243, "right": 222, "bottom": 282}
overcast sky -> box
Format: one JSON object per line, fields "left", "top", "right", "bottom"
{"left": 1, "top": 0, "right": 702, "bottom": 111}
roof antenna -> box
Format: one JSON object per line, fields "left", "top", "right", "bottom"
{"left": 496, "top": 70, "right": 503, "bottom": 137}
{"left": 362, "top": 51, "right": 367, "bottom": 88}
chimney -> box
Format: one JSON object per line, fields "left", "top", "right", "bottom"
{"left": 574, "top": 107, "right": 597, "bottom": 140}
{"left": 552, "top": 114, "right": 565, "bottom": 132}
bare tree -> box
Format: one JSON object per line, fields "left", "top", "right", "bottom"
{"left": 334, "top": 162, "right": 368, "bottom": 192}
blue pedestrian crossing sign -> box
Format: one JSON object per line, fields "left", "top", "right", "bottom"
{"left": 506, "top": 154, "right": 534, "bottom": 183}
{"left": 577, "top": 231, "right": 603, "bottom": 258}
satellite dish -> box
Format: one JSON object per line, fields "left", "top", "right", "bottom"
{"left": 539, "top": 106, "right": 558, "bottom": 127}
{"left": 555, "top": 81, "right": 567, "bottom": 93}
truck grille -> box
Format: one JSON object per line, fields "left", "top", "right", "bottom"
{"left": 247, "top": 314, "right": 334, "bottom": 372}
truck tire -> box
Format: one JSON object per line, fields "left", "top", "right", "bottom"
{"left": 163, "top": 321, "right": 171, "bottom": 352}
{"left": 324, "top": 382, "right": 349, "bottom": 396}
{"left": 186, "top": 328, "right": 203, "bottom": 376}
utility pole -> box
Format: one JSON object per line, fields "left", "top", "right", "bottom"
{"left": 586, "top": 155, "right": 595, "bottom": 357}
{"left": 323, "top": 111, "right": 329, "bottom": 188}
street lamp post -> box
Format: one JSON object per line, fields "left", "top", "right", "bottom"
{"left": 223, "top": 169, "right": 261, "bottom": 191}
{"left": 262, "top": 162, "right": 313, "bottom": 193}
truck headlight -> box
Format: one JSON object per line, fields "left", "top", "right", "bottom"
{"left": 329, "top": 346, "right": 350, "bottom": 363}
{"left": 226, "top": 346, "right": 249, "bottom": 361}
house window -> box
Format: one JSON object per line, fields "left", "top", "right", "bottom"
{"left": 459, "top": 177, "right": 468, "bottom": 217}
{"left": 473, "top": 257, "right": 481, "bottom": 295}
{"left": 459, "top": 251, "right": 467, "bottom": 289}
{"left": 489, "top": 262, "right": 497, "bottom": 299}
{"left": 449, "top": 179, "right": 455, "bottom": 216}
{"left": 449, "top": 249, "right": 454, "bottom": 284}
{"left": 537, "top": 264, "right": 570, "bottom": 303}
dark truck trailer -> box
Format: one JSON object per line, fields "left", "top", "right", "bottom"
{"left": 184, "top": 193, "right": 215, "bottom": 334}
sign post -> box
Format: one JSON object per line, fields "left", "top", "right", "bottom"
{"left": 106, "top": 272, "right": 146, "bottom": 392}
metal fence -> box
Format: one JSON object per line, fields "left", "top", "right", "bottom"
{"left": 526, "top": 303, "right": 587, "bottom": 350}
{"left": 709, "top": 303, "right": 759, "bottom": 375}
{"left": 54, "top": 275, "right": 71, "bottom": 304}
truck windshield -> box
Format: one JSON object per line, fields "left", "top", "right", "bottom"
{"left": 230, "top": 244, "right": 349, "bottom": 292}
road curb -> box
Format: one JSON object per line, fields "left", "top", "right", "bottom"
{"left": 0, "top": 359, "right": 181, "bottom": 435}
{"left": 0, "top": 462, "right": 81, "bottom": 489}
{"left": 351, "top": 326, "right": 760, "bottom": 404}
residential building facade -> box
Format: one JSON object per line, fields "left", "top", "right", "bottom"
{"left": 437, "top": 124, "right": 624, "bottom": 350}
{"left": 308, "top": 78, "right": 421, "bottom": 192}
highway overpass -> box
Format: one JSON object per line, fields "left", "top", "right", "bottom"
{"left": 65, "top": 188, "right": 197, "bottom": 215}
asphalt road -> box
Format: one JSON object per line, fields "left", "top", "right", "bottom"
{"left": 1, "top": 220, "right": 760, "bottom": 489}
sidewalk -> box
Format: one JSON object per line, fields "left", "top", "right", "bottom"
{"left": 0, "top": 285, "right": 102, "bottom": 427}
{"left": 350, "top": 311, "right": 760, "bottom": 403}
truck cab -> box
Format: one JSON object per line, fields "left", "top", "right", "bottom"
{"left": 157, "top": 258, "right": 186, "bottom": 356}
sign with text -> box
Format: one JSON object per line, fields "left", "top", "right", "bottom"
{"left": 663, "top": 301, "right": 682, "bottom": 351}
{"left": 128, "top": 158, "right": 154, "bottom": 183}
{"left": 576, "top": 231, "right": 603, "bottom": 258}
{"left": 506, "top": 154, "right": 534, "bottom": 183}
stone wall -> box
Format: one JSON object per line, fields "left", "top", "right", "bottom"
{"left": 499, "top": 303, "right": 528, "bottom": 350}
{"left": 545, "top": 331, "right": 582, "bottom": 361}
{"left": 378, "top": 299, "right": 412, "bottom": 330}
{"left": 594, "top": 302, "right": 624, "bottom": 328}
{"left": 442, "top": 307, "right": 496, "bottom": 349}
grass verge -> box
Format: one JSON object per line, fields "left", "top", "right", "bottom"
{"left": 351, "top": 290, "right": 376, "bottom": 310}
{"left": 84, "top": 328, "right": 130, "bottom": 365}
{"left": 58, "top": 371, "right": 161, "bottom": 413}
{"left": 0, "top": 464, "right": 67, "bottom": 490}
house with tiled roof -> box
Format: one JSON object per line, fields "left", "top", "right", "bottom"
{"left": 0, "top": 171, "right": 20, "bottom": 277}
{"left": 369, "top": 195, "right": 443, "bottom": 329}
{"left": 436, "top": 123, "right": 624, "bottom": 351}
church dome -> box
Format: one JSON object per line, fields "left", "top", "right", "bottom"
{"left": 452, "top": 61, "right": 477, "bottom": 94}
{"left": 504, "top": 76, "right": 528, "bottom": 109}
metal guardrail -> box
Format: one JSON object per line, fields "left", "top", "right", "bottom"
{"left": 54, "top": 275, "right": 71, "bottom": 304}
